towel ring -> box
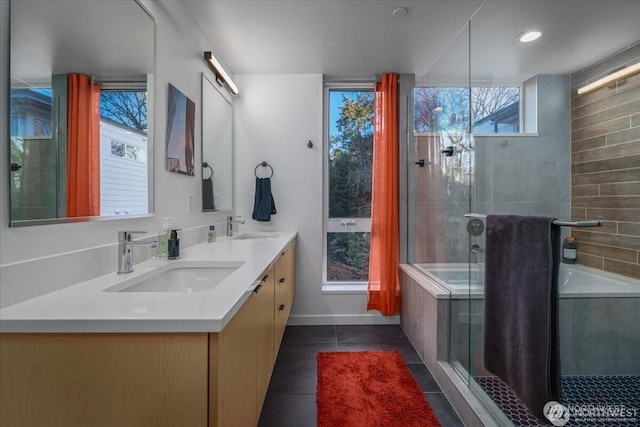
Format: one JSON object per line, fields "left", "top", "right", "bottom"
{"left": 254, "top": 161, "right": 273, "bottom": 178}
{"left": 203, "top": 162, "right": 214, "bottom": 180}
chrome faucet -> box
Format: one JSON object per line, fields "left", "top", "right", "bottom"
{"left": 226, "top": 216, "right": 245, "bottom": 236}
{"left": 117, "top": 231, "right": 158, "bottom": 274}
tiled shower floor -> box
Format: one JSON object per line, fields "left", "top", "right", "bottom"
{"left": 475, "top": 375, "right": 640, "bottom": 426}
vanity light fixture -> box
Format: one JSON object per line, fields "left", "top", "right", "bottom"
{"left": 577, "top": 61, "right": 640, "bottom": 95}
{"left": 203, "top": 51, "right": 239, "bottom": 95}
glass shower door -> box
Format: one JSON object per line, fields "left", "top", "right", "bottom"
{"left": 409, "top": 21, "right": 474, "bottom": 383}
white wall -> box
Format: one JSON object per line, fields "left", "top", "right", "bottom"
{"left": 1, "top": 1, "right": 399, "bottom": 323}
{"left": 233, "top": 74, "right": 398, "bottom": 325}
{"left": 0, "top": 0, "right": 230, "bottom": 307}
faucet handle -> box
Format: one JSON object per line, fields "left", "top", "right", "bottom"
{"left": 118, "top": 230, "right": 148, "bottom": 241}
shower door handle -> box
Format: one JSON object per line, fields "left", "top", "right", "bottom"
{"left": 441, "top": 147, "right": 454, "bottom": 157}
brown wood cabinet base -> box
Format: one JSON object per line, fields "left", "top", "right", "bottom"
{"left": 0, "top": 239, "right": 296, "bottom": 427}
{"left": 0, "top": 333, "right": 209, "bottom": 427}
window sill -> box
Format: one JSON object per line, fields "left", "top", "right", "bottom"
{"left": 322, "top": 283, "right": 368, "bottom": 293}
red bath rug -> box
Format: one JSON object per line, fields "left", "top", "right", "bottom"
{"left": 317, "top": 350, "right": 441, "bottom": 427}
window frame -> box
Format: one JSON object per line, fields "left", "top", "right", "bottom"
{"left": 322, "top": 82, "right": 375, "bottom": 290}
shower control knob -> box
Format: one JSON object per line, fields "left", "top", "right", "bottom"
{"left": 441, "top": 147, "right": 454, "bottom": 157}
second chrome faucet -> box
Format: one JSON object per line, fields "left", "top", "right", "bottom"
{"left": 226, "top": 216, "right": 245, "bottom": 237}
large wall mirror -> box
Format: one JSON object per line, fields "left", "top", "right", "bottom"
{"left": 9, "top": 0, "right": 154, "bottom": 226}
{"left": 201, "top": 73, "right": 232, "bottom": 212}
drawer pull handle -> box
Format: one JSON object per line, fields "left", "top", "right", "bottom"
{"left": 278, "top": 278, "right": 285, "bottom": 284}
{"left": 253, "top": 284, "right": 263, "bottom": 294}
{"left": 279, "top": 304, "right": 285, "bottom": 311}
{"left": 262, "top": 275, "right": 269, "bottom": 282}
{"left": 247, "top": 281, "right": 261, "bottom": 292}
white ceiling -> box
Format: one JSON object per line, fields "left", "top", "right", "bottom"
{"left": 183, "top": 0, "right": 640, "bottom": 84}
{"left": 11, "top": 0, "right": 153, "bottom": 84}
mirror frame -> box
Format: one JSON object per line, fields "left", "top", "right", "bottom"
{"left": 7, "top": 0, "right": 155, "bottom": 227}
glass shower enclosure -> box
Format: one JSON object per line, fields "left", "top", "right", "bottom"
{"left": 407, "top": 8, "right": 638, "bottom": 425}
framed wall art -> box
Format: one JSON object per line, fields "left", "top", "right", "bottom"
{"left": 166, "top": 83, "right": 195, "bottom": 176}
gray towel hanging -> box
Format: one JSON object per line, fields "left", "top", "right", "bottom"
{"left": 483, "top": 214, "right": 561, "bottom": 422}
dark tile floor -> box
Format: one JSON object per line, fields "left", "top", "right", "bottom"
{"left": 258, "top": 325, "right": 465, "bottom": 427}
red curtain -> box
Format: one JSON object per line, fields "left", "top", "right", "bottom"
{"left": 67, "top": 73, "right": 101, "bottom": 217}
{"left": 367, "top": 73, "right": 400, "bottom": 315}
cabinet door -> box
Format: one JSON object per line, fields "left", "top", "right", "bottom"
{"left": 254, "top": 270, "right": 275, "bottom": 419}
{"left": 0, "top": 333, "right": 208, "bottom": 427}
{"left": 274, "top": 240, "right": 296, "bottom": 355}
{"left": 284, "top": 240, "right": 296, "bottom": 307}
{"left": 215, "top": 294, "right": 258, "bottom": 427}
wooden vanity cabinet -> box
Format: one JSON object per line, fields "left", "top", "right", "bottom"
{"left": 0, "top": 240, "right": 296, "bottom": 427}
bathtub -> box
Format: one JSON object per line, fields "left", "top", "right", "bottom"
{"left": 413, "top": 263, "right": 640, "bottom": 299}
{"left": 407, "top": 262, "right": 640, "bottom": 376}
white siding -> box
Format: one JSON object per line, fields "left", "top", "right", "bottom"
{"left": 99, "top": 121, "right": 148, "bottom": 216}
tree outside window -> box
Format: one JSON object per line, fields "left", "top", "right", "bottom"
{"left": 326, "top": 89, "right": 374, "bottom": 282}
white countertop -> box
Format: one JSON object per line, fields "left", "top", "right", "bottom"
{"left": 0, "top": 231, "right": 297, "bottom": 333}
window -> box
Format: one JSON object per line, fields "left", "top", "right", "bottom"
{"left": 324, "top": 84, "right": 374, "bottom": 286}
{"left": 414, "top": 86, "right": 520, "bottom": 134}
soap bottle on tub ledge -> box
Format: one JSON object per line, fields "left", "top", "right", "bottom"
{"left": 562, "top": 236, "right": 577, "bottom": 264}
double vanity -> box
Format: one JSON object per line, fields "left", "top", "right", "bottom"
{"left": 0, "top": 230, "right": 297, "bottom": 427}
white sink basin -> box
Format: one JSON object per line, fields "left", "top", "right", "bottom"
{"left": 233, "top": 232, "right": 280, "bottom": 240}
{"left": 104, "top": 261, "right": 244, "bottom": 293}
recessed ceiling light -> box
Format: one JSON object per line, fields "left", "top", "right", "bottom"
{"left": 518, "top": 30, "right": 542, "bottom": 43}
{"left": 392, "top": 7, "right": 408, "bottom": 17}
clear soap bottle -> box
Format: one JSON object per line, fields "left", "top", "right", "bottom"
{"left": 207, "top": 225, "right": 217, "bottom": 243}
{"left": 156, "top": 217, "right": 173, "bottom": 259}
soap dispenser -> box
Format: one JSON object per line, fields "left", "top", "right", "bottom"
{"left": 157, "top": 217, "right": 174, "bottom": 259}
{"left": 562, "top": 236, "right": 577, "bottom": 264}
{"left": 207, "top": 225, "right": 217, "bottom": 243}
{"left": 168, "top": 229, "right": 180, "bottom": 260}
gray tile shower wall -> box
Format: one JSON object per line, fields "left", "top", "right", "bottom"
{"left": 571, "top": 43, "right": 640, "bottom": 280}
{"left": 473, "top": 75, "right": 572, "bottom": 221}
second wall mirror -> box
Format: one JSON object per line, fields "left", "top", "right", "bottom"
{"left": 201, "top": 73, "right": 233, "bottom": 212}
